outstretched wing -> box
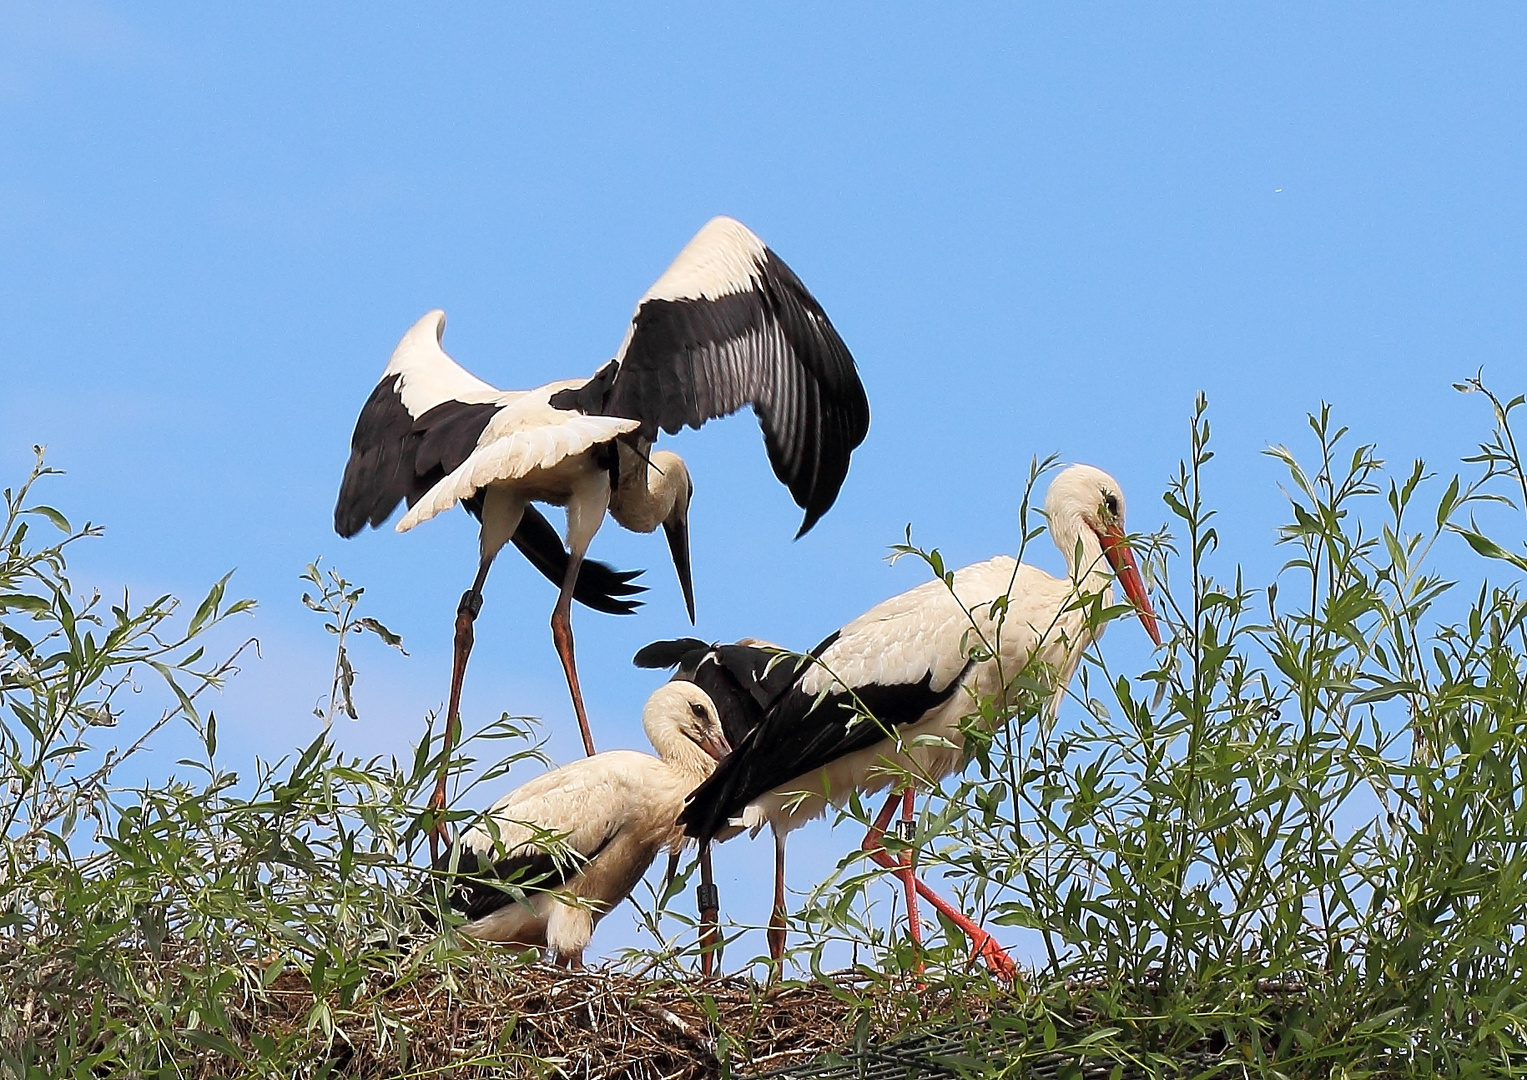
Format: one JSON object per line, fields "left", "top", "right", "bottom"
{"left": 334, "top": 310, "right": 503, "bottom": 537}
{"left": 550, "top": 217, "right": 870, "bottom": 536}
{"left": 396, "top": 389, "right": 639, "bottom": 531}
{"left": 334, "top": 310, "right": 645, "bottom": 613}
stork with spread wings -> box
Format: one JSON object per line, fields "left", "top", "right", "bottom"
{"left": 334, "top": 217, "right": 870, "bottom": 850}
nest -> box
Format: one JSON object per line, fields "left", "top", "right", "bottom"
{"left": 3, "top": 950, "right": 968, "bottom": 1079}
{"left": 10, "top": 948, "right": 1260, "bottom": 1078}
{"left": 249, "top": 962, "right": 885, "bottom": 1078}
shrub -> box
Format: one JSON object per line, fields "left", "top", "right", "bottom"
{"left": 7, "top": 375, "right": 1527, "bottom": 1078}
{"left": 778, "top": 380, "right": 1527, "bottom": 1075}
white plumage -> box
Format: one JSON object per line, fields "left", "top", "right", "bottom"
{"left": 636, "top": 216, "right": 768, "bottom": 303}
{"left": 383, "top": 308, "right": 503, "bottom": 413}
{"left": 440, "top": 680, "right": 730, "bottom": 964}
{"left": 333, "top": 217, "right": 870, "bottom": 850}
{"left": 680, "top": 464, "right": 1162, "bottom": 976}
{"left": 393, "top": 360, "right": 641, "bottom": 537}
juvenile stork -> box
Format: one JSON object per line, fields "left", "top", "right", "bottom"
{"left": 333, "top": 217, "right": 870, "bottom": 841}
{"left": 675, "top": 465, "right": 1163, "bottom": 978}
{"left": 633, "top": 636, "right": 783, "bottom": 966}
{"left": 435, "top": 680, "right": 731, "bottom": 966}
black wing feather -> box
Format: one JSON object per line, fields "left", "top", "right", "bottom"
{"left": 550, "top": 243, "right": 869, "bottom": 536}
{"left": 511, "top": 505, "right": 646, "bottom": 616}
{"left": 632, "top": 638, "right": 712, "bottom": 670}
{"left": 439, "top": 848, "right": 570, "bottom": 923}
{"left": 336, "top": 378, "right": 644, "bottom": 613}
{"left": 434, "top": 832, "right": 618, "bottom": 924}
{"left": 334, "top": 380, "right": 500, "bottom": 537}
{"left": 634, "top": 638, "right": 810, "bottom": 749}
{"left": 679, "top": 659, "right": 973, "bottom": 841}
{"left": 334, "top": 374, "right": 424, "bottom": 537}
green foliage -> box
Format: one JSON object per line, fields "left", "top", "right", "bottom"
{"left": 10, "top": 367, "right": 1527, "bottom": 1078}
{"left": 0, "top": 449, "right": 546, "bottom": 1078}
{"left": 759, "top": 380, "right": 1527, "bottom": 1076}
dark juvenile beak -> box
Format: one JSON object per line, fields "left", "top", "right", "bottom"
{"left": 1098, "top": 522, "right": 1163, "bottom": 646}
{"left": 663, "top": 514, "right": 696, "bottom": 624}
{"left": 698, "top": 727, "right": 732, "bottom": 763}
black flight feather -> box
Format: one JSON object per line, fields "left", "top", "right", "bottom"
{"left": 433, "top": 832, "right": 619, "bottom": 925}
{"left": 335, "top": 377, "right": 645, "bottom": 614}
{"left": 678, "top": 659, "right": 974, "bottom": 841}
{"left": 549, "top": 243, "right": 869, "bottom": 537}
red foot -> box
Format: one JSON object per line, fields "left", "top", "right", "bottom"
{"left": 862, "top": 789, "right": 1018, "bottom": 983}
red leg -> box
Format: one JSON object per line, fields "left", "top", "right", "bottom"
{"left": 697, "top": 842, "right": 720, "bottom": 977}
{"left": 767, "top": 829, "right": 788, "bottom": 965}
{"left": 861, "top": 790, "right": 1017, "bottom": 982}
{"left": 899, "top": 789, "right": 924, "bottom": 960}
{"left": 550, "top": 554, "right": 597, "bottom": 758}
{"left": 863, "top": 791, "right": 922, "bottom": 962}
{"left": 429, "top": 559, "right": 491, "bottom": 864}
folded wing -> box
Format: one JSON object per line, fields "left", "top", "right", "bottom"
{"left": 438, "top": 757, "right": 640, "bottom": 923}
{"left": 677, "top": 598, "right": 979, "bottom": 840}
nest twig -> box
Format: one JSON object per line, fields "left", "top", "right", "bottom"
{"left": 8, "top": 943, "right": 957, "bottom": 1079}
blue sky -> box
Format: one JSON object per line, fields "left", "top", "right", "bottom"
{"left": 4, "top": 3, "right": 1526, "bottom": 965}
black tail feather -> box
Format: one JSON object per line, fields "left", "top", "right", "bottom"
{"left": 633, "top": 638, "right": 711, "bottom": 670}
{"left": 511, "top": 505, "right": 646, "bottom": 615}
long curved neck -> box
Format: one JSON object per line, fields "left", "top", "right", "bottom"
{"left": 646, "top": 722, "right": 716, "bottom": 782}
{"left": 609, "top": 445, "right": 684, "bottom": 534}
{"left": 1049, "top": 509, "right": 1113, "bottom": 603}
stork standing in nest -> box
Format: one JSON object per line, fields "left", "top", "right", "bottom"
{"left": 333, "top": 218, "right": 869, "bottom": 851}
{"left": 672, "top": 465, "right": 1162, "bottom": 978}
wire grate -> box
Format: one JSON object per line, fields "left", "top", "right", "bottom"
{"left": 746, "top": 1025, "right": 1218, "bottom": 1079}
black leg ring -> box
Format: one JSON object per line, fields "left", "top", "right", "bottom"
{"left": 458, "top": 590, "right": 484, "bottom": 617}
{"left": 696, "top": 883, "right": 720, "bottom": 911}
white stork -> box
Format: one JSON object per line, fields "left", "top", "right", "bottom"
{"left": 435, "top": 679, "right": 731, "bottom": 966}
{"left": 673, "top": 464, "right": 1162, "bottom": 978}
{"left": 332, "top": 217, "right": 870, "bottom": 847}
{"left": 632, "top": 636, "right": 780, "bottom": 967}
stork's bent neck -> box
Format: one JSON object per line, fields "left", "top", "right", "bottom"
{"left": 1050, "top": 509, "right": 1115, "bottom": 608}
{"left": 643, "top": 692, "right": 722, "bottom": 781}
{"left": 609, "top": 443, "right": 687, "bottom": 534}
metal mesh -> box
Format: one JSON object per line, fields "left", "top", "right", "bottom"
{"left": 745, "top": 1026, "right": 1213, "bottom": 1079}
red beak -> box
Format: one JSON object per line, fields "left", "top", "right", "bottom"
{"left": 1098, "top": 522, "right": 1162, "bottom": 647}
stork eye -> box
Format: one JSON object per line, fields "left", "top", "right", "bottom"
{"left": 689, "top": 701, "right": 707, "bottom": 719}
{"left": 1104, "top": 493, "right": 1120, "bottom": 518}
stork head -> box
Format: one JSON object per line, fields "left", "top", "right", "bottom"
{"left": 1045, "top": 464, "right": 1162, "bottom": 646}
{"left": 644, "top": 680, "right": 731, "bottom": 774}
{"left": 652, "top": 450, "right": 696, "bottom": 624}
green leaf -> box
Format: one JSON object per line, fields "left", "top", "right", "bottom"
{"left": 355, "top": 616, "right": 407, "bottom": 654}
{"left": 1353, "top": 680, "right": 1419, "bottom": 705}
{"left": 1449, "top": 524, "right": 1527, "bottom": 569}
{"left": 0, "top": 593, "right": 49, "bottom": 613}
{"left": 1436, "top": 474, "right": 1461, "bottom": 529}
{"left": 188, "top": 571, "right": 233, "bottom": 637}
{"left": 23, "top": 504, "right": 70, "bottom": 532}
